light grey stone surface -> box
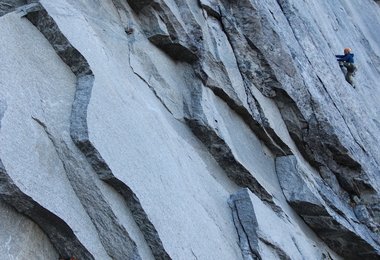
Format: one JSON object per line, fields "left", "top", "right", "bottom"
{"left": 0, "top": 201, "right": 58, "bottom": 259}
{"left": 0, "top": 0, "right": 379, "bottom": 259}
{"left": 229, "top": 188, "right": 339, "bottom": 260}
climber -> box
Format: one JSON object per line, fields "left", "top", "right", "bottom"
{"left": 335, "top": 48, "right": 357, "bottom": 87}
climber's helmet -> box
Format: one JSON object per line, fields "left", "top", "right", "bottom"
{"left": 344, "top": 48, "right": 352, "bottom": 54}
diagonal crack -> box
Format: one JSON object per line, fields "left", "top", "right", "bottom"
{"left": 216, "top": 10, "right": 292, "bottom": 157}
{"left": 0, "top": 150, "right": 93, "bottom": 259}
{"left": 31, "top": 116, "right": 141, "bottom": 260}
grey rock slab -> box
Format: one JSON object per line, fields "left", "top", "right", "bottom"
{"left": 276, "top": 155, "right": 380, "bottom": 259}
{"left": 191, "top": 86, "right": 283, "bottom": 201}
{"left": 220, "top": 0, "right": 380, "bottom": 193}
{"left": 38, "top": 2, "right": 174, "bottom": 258}
{"left": 25, "top": 3, "right": 159, "bottom": 259}
{"left": 229, "top": 188, "right": 339, "bottom": 260}
{"left": 0, "top": 12, "right": 110, "bottom": 259}
{"left": 0, "top": 159, "right": 94, "bottom": 259}
{"left": 1, "top": 0, "right": 380, "bottom": 259}
{"left": 220, "top": 0, "right": 380, "bottom": 250}
{"left": 40, "top": 1, "right": 243, "bottom": 259}
{"left": 134, "top": 0, "right": 201, "bottom": 63}
{"left": 229, "top": 189, "right": 261, "bottom": 260}
{"left": 0, "top": 201, "right": 58, "bottom": 259}
{"left": 128, "top": 26, "right": 192, "bottom": 119}
{"left": 199, "top": 0, "right": 221, "bottom": 18}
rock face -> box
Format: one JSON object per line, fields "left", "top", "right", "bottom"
{"left": 0, "top": 0, "right": 379, "bottom": 259}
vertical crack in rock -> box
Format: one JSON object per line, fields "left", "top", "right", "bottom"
{"left": 31, "top": 117, "right": 141, "bottom": 260}
{"left": 250, "top": 94, "right": 291, "bottom": 155}
{"left": 22, "top": 3, "right": 171, "bottom": 260}
{"left": 228, "top": 188, "right": 262, "bottom": 260}
{"left": 218, "top": 4, "right": 320, "bottom": 167}
{"left": 218, "top": 4, "right": 317, "bottom": 169}
{"left": 0, "top": 160, "right": 94, "bottom": 259}
{"left": 276, "top": 156, "right": 380, "bottom": 259}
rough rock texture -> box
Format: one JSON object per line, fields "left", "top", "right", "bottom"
{"left": 0, "top": 201, "right": 58, "bottom": 259}
{"left": 229, "top": 188, "right": 336, "bottom": 260}
{"left": 276, "top": 156, "right": 380, "bottom": 259}
{"left": 0, "top": 0, "right": 379, "bottom": 259}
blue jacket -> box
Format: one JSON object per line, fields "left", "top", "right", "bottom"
{"left": 336, "top": 53, "right": 354, "bottom": 63}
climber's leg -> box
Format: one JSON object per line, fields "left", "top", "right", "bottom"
{"left": 346, "top": 72, "right": 355, "bottom": 87}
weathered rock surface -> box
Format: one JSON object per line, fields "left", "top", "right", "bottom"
{"left": 0, "top": 201, "right": 58, "bottom": 259}
{"left": 0, "top": 0, "right": 379, "bottom": 259}
{"left": 229, "top": 188, "right": 337, "bottom": 260}
{"left": 276, "top": 156, "right": 380, "bottom": 259}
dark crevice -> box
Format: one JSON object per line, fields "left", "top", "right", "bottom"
{"left": 229, "top": 203, "right": 250, "bottom": 259}
{"left": 197, "top": 0, "right": 221, "bottom": 19}
{"left": 228, "top": 189, "right": 262, "bottom": 260}
{"left": 219, "top": 14, "right": 278, "bottom": 98}
{"left": 104, "top": 178, "right": 171, "bottom": 260}
{"left": 31, "top": 117, "right": 142, "bottom": 260}
{"left": 0, "top": 99, "right": 7, "bottom": 128}
{"left": 273, "top": 88, "right": 316, "bottom": 163}
{"left": 276, "top": 156, "right": 380, "bottom": 259}
{"left": 24, "top": 3, "right": 170, "bottom": 260}
{"left": 187, "top": 118, "right": 283, "bottom": 215}
{"left": 132, "top": 1, "right": 201, "bottom": 64}
{"left": 243, "top": 35, "right": 283, "bottom": 96}
{"left": 0, "top": 160, "right": 94, "bottom": 260}
{"left": 195, "top": 63, "right": 292, "bottom": 156}
{"left": 250, "top": 90, "right": 291, "bottom": 155}
{"left": 126, "top": 0, "right": 154, "bottom": 13}
{"left": 154, "top": 41, "right": 199, "bottom": 63}
{"left": 215, "top": 15, "right": 292, "bottom": 156}
{"left": 316, "top": 75, "right": 368, "bottom": 158}
{"left": 259, "top": 237, "right": 292, "bottom": 260}
{"left": 132, "top": 71, "right": 173, "bottom": 114}
{"left": 235, "top": 207, "right": 261, "bottom": 260}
